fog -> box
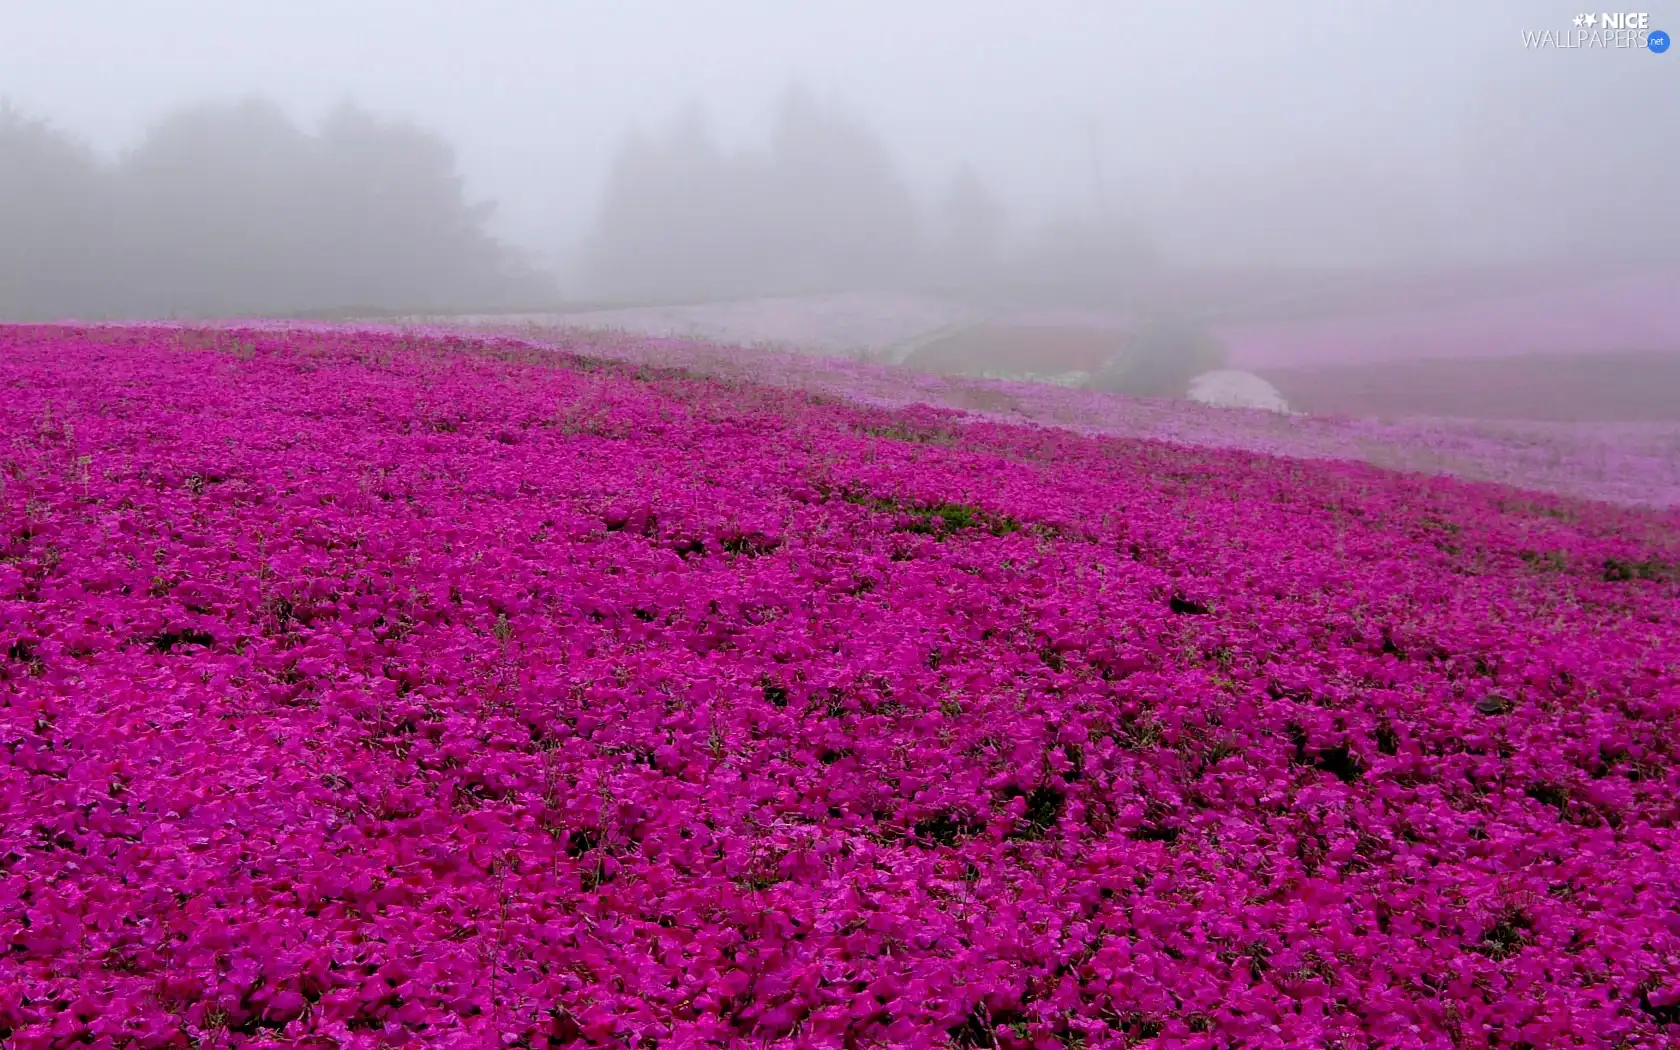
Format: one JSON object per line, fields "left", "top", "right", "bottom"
{"left": 2, "top": 0, "right": 1676, "bottom": 318}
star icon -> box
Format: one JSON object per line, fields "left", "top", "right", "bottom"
{"left": 1574, "top": 13, "right": 1586, "bottom": 25}
{"left": 1584, "top": 12, "right": 1598, "bottom": 26}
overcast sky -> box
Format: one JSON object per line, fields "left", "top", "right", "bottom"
{"left": 2, "top": 1, "right": 1668, "bottom": 271}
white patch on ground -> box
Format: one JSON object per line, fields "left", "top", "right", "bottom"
{"left": 1187, "top": 370, "right": 1291, "bottom": 413}
{"left": 460, "top": 293, "right": 982, "bottom": 360}
{"left": 972, "top": 370, "right": 1094, "bottom": 388}
{"left": 405, "top": 294, "right": 1146, "bottom": 365}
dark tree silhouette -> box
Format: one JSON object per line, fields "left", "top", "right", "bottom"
{"left": 583, "top": 104, "right": 747, "bottom": 302}
{"left": 0, "top": 104, "right": 112, "bottom": 320}
{"left": 581, "top": 86, "right": 925, "bottom": 302}
{"left": 760, "top": 85, "right": 924, "bottom": 294}
{"left": 930, "top": 165, "right": 1008, "bottom": 289}
{"left": 0, "top": 96, "right": 552, "bottom": 321}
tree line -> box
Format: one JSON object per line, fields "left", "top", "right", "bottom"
{"left": 579, "top": 86, "right": 1157, "bottom": 304}
{"left": 1, "top": 87, "right": 1163, "bottom": 320}
{"left": 24, "top": 72, "right": 1668, "bottom": 321}
{"left": 0, "top": 97, "right": 553, "bottom": 321}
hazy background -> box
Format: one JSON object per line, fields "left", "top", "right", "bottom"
{"left": 1, "top": 0, "right": 1675, "bottom": 318}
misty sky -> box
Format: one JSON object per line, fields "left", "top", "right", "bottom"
{"left": 2, "top": 1, "right": 1667, "bottom": 272}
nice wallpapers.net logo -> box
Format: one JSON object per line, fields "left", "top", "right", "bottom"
{"left": 1521, "top": 12, "right": 1671, "bottom": 51}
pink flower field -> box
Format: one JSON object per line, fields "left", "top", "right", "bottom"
{"left": 2, "top": 324, "right": 1679, "bottom": 1048}
{"left": 369, "top": 318, "right": 1680, "bottom": 512}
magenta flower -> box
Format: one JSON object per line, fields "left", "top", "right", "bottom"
{"left": 0, "top": 323, "right": 1674, "bottom": 1047}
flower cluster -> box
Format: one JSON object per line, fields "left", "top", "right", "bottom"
{"left": 1, "top": 324, "right": 1677, "bottom": 1048}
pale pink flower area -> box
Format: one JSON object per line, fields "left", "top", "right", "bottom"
{"left": 1, "top": 324, "right": 1677, "bottom": 1048}
{"left": 369, "top": 318, "right": 1680, "bottom": 512}
{"left": 1218, "top": 269, "right": 1680, "bottom": 370}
